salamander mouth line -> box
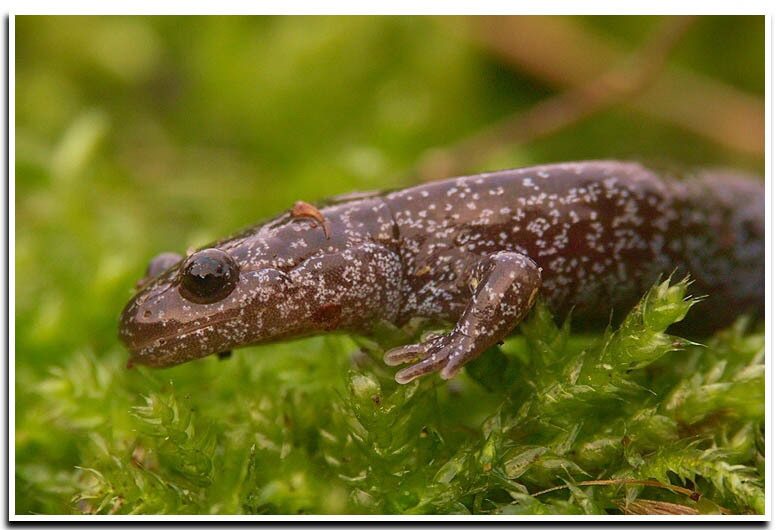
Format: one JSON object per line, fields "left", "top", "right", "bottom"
{"left": 132, "top": 314, "right": 242, "bottom": 353}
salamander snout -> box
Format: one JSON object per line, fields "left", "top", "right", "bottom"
{"left": 120, "top": 248, "right": 242, "bottom": 367}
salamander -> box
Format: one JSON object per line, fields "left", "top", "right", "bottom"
{"left": 118, "top": 161, "right": 764, "bottom": 384}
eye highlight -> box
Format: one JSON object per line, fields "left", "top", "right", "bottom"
{"left": 178, "top": 248, "right": 239, "bottom": 304}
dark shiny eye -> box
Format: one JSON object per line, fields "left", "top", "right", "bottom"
{"left": 178, "top": 248, "right": 239, "bottom": 304}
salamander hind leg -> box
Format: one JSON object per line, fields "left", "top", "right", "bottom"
{"left": 385, "top": 251, "right": 542, "bottom": 384}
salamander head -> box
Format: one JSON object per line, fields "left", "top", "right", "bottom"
{"left": 119, "top": 247, "right": 308, "bottom": 368}
{"left": 120, "top": 196, "right": 399, "bottom": 368}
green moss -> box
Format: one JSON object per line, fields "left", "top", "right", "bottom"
{"left": 16, "top": 278, "right": 764, "bottom": 514}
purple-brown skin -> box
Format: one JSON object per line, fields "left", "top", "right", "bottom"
{"left": 118, "top": 161, "right": 764, "bottom": 384}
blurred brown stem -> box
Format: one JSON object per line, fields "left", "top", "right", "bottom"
{"left": 479, "top": 16, "right": 763, "bottom": 158}
{"left": 418, "top": 16, "right": 763, "bottom": 181}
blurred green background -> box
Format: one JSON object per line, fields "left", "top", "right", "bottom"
{"left": 15, "top": 15, "right": 764, "bottom": 514}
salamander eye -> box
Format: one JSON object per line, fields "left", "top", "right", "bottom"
{"left": 178, "top": 248, "right": 239, "bottom": 304}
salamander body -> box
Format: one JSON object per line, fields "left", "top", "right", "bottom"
{"left": 118, "top": 161, "right": 764, "bottom": 383}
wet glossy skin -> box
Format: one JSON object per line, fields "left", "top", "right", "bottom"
{"left": 119, "top": 161, "right": 764, "bottom": 383}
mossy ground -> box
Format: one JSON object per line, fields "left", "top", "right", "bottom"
{"left": 16, "top": 280, "right": 765, "bottom": 515}
{"left": 15, "top": 16, "right": 764, "bottom": 515}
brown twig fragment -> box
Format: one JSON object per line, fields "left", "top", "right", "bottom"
{"left": 615, "top": 498, "right": 700, "bottom": 515}
{"left": 531, "top": 478, "right": 732, "bottom": 515}
{"left": 291, "top": 200, "right": 331, "bottom": 239}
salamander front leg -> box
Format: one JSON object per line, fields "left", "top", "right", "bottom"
{"left": 385, "top": 251, "right": 542, "bottom": 384}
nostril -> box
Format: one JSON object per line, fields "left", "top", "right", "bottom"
{"left": 143, "top": 310, "right": 152, "bottom": 318}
